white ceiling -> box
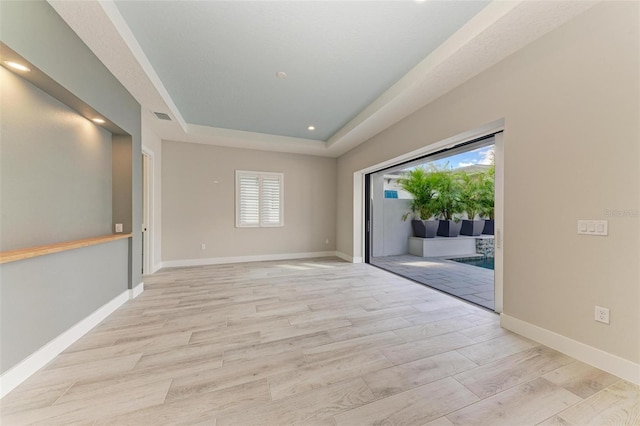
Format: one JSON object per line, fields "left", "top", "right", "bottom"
{"left": 48, "top": 1, "right": 596, "bottom": 157}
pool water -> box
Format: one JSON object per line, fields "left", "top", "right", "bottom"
{"left": 451, "top": 256, "right": 495, "bottom": 270}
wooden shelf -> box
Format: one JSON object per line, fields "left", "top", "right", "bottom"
{"left": 0, "top": 234, "right": 132, "bottom": 264}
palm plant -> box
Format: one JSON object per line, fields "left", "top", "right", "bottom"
{"left": 478, "top": 165, "right": 495, "bottom": 220}
{"left": 397, "top": 167, "right": 439, "bottom": 221}
{"left": 458, "top": 172, "right": 484, "bottom": 220}
{"left": 431, "top": 169, "right": 463, "bottom": 221}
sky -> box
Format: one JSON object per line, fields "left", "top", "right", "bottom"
{"left": 406, "top": 144, "right": 494, "bottom": 171}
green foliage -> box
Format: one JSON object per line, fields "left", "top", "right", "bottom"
{"left": 478, "top": 164, "right": 495, "bottom": 219}
{"left": 397, "top": 167, "right": 439, "bottom": 221}
{"left": 397, "top": 161, "right": 495, "bottom": 222}
{"left": 430, "top": 168, "right": 463, "bottom": 221}
{"left": 458, "top": 172, "right": 483, "bottom": 220}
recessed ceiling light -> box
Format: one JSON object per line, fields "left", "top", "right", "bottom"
{"left": 92, "top": 118, "right": 106, "bottom": 124}
{"left": 4, "top": 61, "right": 31, "bottom": 72}
{"left": 276, "top": 71, "right": 288, "bottom": 79}
{"left": 307, "top": 125, "right": 315, "bottom": 131}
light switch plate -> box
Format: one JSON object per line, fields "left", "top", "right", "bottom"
{"left": 577, "top": 220, "right": 607, "bottom": 236}
{"left": 115, "top": 223, "right": 123, "bottom": 233}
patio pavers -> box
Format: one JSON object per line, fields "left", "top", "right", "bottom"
{"left": 370, "top": 254, "right": 495, "bottom": 310}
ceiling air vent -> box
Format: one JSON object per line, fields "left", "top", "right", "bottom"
{"left": 154, "top": 112, "right": 171, "bottom": 121}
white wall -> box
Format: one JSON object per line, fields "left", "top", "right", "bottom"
{"left": 162, "top": 141, "right": 337, "bottom": 264}
{"left": 142, "top": 112, "right": 162, "bottom": 272}
{"left": 336, "top": 2, "right": 639, "bottom": 368}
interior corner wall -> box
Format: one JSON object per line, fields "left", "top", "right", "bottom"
{"left": 162, "top": 141, "right": 337, "bottom": 263}
{"left": 112, "top": 135, "right": 133, "bottom": 234}
{"left": 0, "top": 67, "right": 112, "bottom": 251}
{"left": 1, "top": 0, "right": 142, "bottom": 288}
{"left": 142, "top": 114, "right": 162, "bottom": 271}
{"left": 336, "top": 1, "right": 639, "bottom": 365}
{"left": 0, "top": 0, "right": 142, "bottom": 373}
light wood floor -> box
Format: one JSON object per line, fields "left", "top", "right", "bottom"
{"left": 2, "top": 258, "right": 638, "bottom": 425}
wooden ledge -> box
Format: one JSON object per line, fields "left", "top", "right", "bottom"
{"left": 0, "top": 234, "right": 132, "bottom": 264}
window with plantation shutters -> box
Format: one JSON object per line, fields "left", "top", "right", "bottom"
{"left": 236, "top": 171, "right": 284, "bottom": 227}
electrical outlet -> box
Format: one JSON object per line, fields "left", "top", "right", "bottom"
{"left": 595, "top": 306, "right": 610, "bottom": 324}
{"left": 201, "top": 243, "right": 206, "bottom": 250}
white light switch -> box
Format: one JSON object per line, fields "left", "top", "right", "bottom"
{"left": 577, "top": 220, "right": 607, "bottom": 236}
{"left": 115, "top": 223, "right": 123, "bottom": 233}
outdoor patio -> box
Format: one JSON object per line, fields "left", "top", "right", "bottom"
{"left": 370, "top": 254, "right": 495, "bottom": 310}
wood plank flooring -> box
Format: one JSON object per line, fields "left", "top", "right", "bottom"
{"left": 1, "top": 257, "right": 638, "bottom": 425}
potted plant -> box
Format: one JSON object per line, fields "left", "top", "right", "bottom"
{"left": 431, "top": 169, "right": 463, "bottom": 237}
{"left": 459, "top": 171, "right": 486, "bottom": 236}
{"left": 479, "top": 165, "right": 495, "bottom": 235}
{"left": 398, "top": 167, "right": 439, "bottom": 238}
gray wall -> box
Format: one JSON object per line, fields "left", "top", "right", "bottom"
{"left": 370, "top": 174, "right": 412, "bottom": 257}
{"left": 1, "top": 0, "right": 142, "bottom": 289}
{"left": 336, "top": 2, "right": 639, "bottom": 364}
{"left": 0, "top": 67, "right": 112, "bottom": 250}
{"left": 0, "top": 240, "right": 129, "bottom": 371}
{"left": 162, "top": 141, "right": 337, "bottom": 261}
{"left": 371, "top": 174, "right": 385, "bottom": 257}
{"left": 112, "top": 135, "right": 133, "bottom": 234}
{"left": 381, "top": 199, "right": 412, "bottom": 256}
{"left": 0, "top": 1, "right": 142, "bottom": 373}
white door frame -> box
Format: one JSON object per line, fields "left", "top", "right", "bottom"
{"left": 141, "top": 147, "right": 154, "bottom": 275}
{"left": 352, "top": 119, "right": 505, "bottom": 312}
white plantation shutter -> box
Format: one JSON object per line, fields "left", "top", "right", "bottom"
{"left": 236, "top": 171, "right": 284, "bottom": 227}
{"left": 238, "top": 175, "right": 260, "bottom": 226}
{"left": 260, "top": 175, "right": 282, "bottom": 226}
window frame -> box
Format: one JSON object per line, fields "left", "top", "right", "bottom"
{"left": 235, "top": 170, "right": 284, "bottom": 228}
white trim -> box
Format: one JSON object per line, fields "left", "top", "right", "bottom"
{"left": 493, "top": 132, "right": 504, "bottom": 314}
{"left": 129, "top": 282, "right": 144, "bottom": 299}
{"left": 0, "top": 290, "right": 129, "bottom": 399}
{"left": 161, "top": 251, "right": 336, "bottom": 268}
{"left": 500, "top": 314, "right": 640, "bottom": 385}
{"left": 185, "top": 124, "right": 329, "bottom": 157}
{"left": 335, "top": 251, "right": 360, "bottom": 263}
{"left": 335, "top": 251, "right": 352, "bottom": 262}
{"left": 152, "top": 262, "right": 163, "bottom": 273}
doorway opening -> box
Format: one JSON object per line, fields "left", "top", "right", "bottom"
{"left": 364, "top": 132, "right": 502, "bottom": 311}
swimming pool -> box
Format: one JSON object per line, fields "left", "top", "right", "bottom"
{"left": 451, "top": 256, "right": 495, "bottom": 270}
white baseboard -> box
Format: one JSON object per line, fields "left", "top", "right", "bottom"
{"left": 0, "top": 290, "right": 130, "bottom": 399}
{"left": 152, "top": 262, "right": 163, "bottom": 273}
{"left": 161, "top": 251, "right": 337, "bottom": 268}
{"left": 500, "top": 313, "right": 640, "bottom": 385}
{"left": 129, "top": 282, "right": 144, "bottom": 299}
{"left": 335, "top": 251, "right": 352, "bottom": 262}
